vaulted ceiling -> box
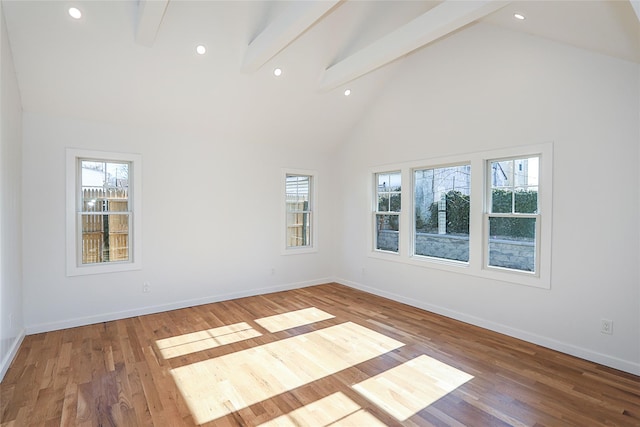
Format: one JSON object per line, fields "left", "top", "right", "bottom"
{"left": 3, "top": 0, "right": 639, "bottom": 152}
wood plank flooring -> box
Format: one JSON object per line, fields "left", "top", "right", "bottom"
{"left": 1, "top": 283, "right": 639, "bottom": 426}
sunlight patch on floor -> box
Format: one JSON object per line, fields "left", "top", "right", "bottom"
{"left": 155, "top": 322, "right": 262, "bottom": 359}
{"left": 257, "top": 392, "right": 386, "bottom": 427}
{"left": 171, "top": 321, "right": 404, "bottom": 424}
{"left": 254, "top": 307, "right": 335, "bottom": 333}
{"left": 353, "top": 354, "right": 474, "bottom": 421}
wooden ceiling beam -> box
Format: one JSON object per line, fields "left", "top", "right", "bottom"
{"left": 630, "top": 1, "right": 640, "bottom": 23}
{"left": 135, "top": 0, "right": 170, "bottom": 47}
{"left": 319, "top": 0, "right": 510, "bottom": 92}
{"left": 242, "top": 0, "right": 341, "bottom": 73}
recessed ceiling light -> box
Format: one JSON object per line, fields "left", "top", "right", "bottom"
{"left": 344, "top": 89, "right": 351, "bottom": 97}
{"left": 514, "top": 13, "right": 525, "bottom": 20}
{"left": 273, "top": 68, "right": 282, "bottom": 77}
{"left": 68, "top": 7, "right": 82, "bottom": 19}
{"left": 196, "top": 45, "right": 206, "bottom": 55}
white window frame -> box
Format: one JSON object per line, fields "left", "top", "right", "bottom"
{"left": 373, "top": 171, "right": 402, "bottom": 254}
{"left": 66, "top": 148, "right": 142, "bottom": 276}
{"left": 484, "top": 155, "right": 540, "bottom": 275}
{"left": 368, "top": 143, "right": 552, "bottom": 289}
{"left": 282, "top": 169, "right": 318, "bottom": 255}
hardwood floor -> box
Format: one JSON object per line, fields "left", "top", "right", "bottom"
{"left": 1, "top": 283, "right": 639, "bottom": 426}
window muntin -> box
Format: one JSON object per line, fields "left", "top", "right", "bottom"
{"left": 414, "top": 165, "right": 470, "bottom": 262}
{"left": 79, "top": 160, "right": 131, "bottom": 264}
{"left": 486, "top": 156, "right": 540, "bottom": 273}
{"left": 286, "top": 174, "right": 312, "bottom": 248}
{"left": 374, "top": 172, "right": 401, "bottom": 253}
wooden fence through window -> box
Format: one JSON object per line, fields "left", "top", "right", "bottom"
{"left": 82, "top": 188, "right": 129, "bottom": 264}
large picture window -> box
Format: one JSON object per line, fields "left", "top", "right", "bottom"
{"left": 414, "top": 164, "right": 470, "bottom": 262}
{"left": 374, "top": 171, "right": 401, "bottom": 253}
{"left": 66, "top": 149, "right": 141, "bottom": 276}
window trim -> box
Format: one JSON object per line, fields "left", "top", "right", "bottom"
{"left": 282, "top": 168, "right": 318, "bottom": 255}
{"left": 368, "top": 143, "right": 552, "bottom": 289}
{"left": 66, "top": 148, "right": 142, "bottom": 276}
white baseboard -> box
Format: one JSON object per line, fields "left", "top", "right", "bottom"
{"left": 334, "top": 277, "right": 640, "bottom": 376}
{"left": 26, "top": 277, "right": 331, "bottom": 335}
{"left": 0, "top": 328, "right": 26, "bottom": 382}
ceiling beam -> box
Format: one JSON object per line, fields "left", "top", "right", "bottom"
{"left": 631, "top": 1, "right": 640, "bottom": 23}
{"left": 319, "top": 0, "right": 509, "bottom": 92}
{"left": 242, "top": 0, "right": 341, "bottom": 73}
{"left": 135, "top": 0, "right": 170, "bottom": 47}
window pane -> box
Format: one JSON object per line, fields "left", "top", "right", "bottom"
{"left": 490, "top": 157, "right": 539, "bottom": 214}
{"left": 378, "top": 195, "right": 389, "bottom": 212}
{"left": 491, "top": 189, "right": 513, "bottom": 213}
{"left": 81, "top": 213, "right": 129, "bottom": 264}
{"left": 376, "top": 214, "right": 398, "bottom": 252}
{"left": 286, "top": 175, "right": 310, "bottom": 212}
{"left": 376, "top": 172, "right": 401, "bottom": 212}
{"left": 489, "top": 160, "right": 513, "bottom": 189}
{"left": 414, "top": 165, "right": 470, "bottom": 262}
{"left": 81, "top": 160, "right": 129, "bottom": 188}
{"left": 488, "top": 217, "right": 536, "bottom": 272}
{"left": 286, "top": 212, "right": 311, "bottom": 247}
{"left": 81, "top": 160, "right": 129, "bottom": 212}
{"left": 378, "top": 173, "right": 401, "bottom": 192}
{"left": 514, "top": 187, "right": 538, "bottom": 214}
{"left": 285, "top": 174, "right": 313, "bottom": 249}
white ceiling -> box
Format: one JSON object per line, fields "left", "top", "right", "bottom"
{"left": 2, "top": 0, "right": 638, "bottom": 152}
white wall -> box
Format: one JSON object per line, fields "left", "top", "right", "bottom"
{"left": 333, "top": 23, "right": 640, "bottom": 374}
{"left": 0, "top": 3, "right": 24, "bottom": 380}
{"left": 22, "top": 112, "right": 336, "bottom": 332}
{"left": 13, "top": 20, "right": 640, "bottom": 377}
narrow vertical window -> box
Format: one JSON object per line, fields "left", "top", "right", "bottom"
{"left": 79, "top": 160, "right": 131, "bottom": 264}
{"left": 374, "top": 172, "right": 401, "bottom": 253}
{"left": 414, "top": 165, "right": 470, "bottom": 262}
{"left": 286, "top": 174, "right": 313, "bottom": 249}
{"left": 66, "top": 149, "right": 141, "bottom": 276}
{"left": 486, "top": 156, "right": 539, "bottom": 273}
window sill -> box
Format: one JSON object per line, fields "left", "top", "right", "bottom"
{"left": 66, "top": 260, "right": 141, "bottom": 277}
{"left": 368, "top": 250, "right": 550, "bottom": 290}
{"left": 282, "top": 246, "right": 318, "bottom": 256}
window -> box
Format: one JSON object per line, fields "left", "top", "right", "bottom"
{"left": 486, "top": 156, "right": 539, "bottom": 273}
{"left": 414, "top": 164, "right": 470, "bottom": 262}
{"left": 374, "top": 171, "right": 401, "bottom": 253}
{"left": 368, "top": 143, "right": 552, "bottom": 289}
{"left": 284, "top": 170, "right": 317, "bottom": 253}
{"left": 66, "top": 149, "right": 141, "bottom": 276}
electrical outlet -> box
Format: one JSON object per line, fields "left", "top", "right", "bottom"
{"left": 143, "top": 282, "right": 151, "bottom": 293}
{"left": 601, "top": 319, "right": 613, "bottom": 335}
